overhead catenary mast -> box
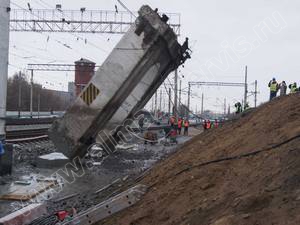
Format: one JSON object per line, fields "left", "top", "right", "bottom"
{"left": 0, "top": 0, "right": 10, "bottom": 142}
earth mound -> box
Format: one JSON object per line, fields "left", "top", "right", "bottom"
{"left": 102, "top": 93, "right": 300, "bottom": 225}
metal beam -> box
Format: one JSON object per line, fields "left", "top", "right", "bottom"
{"left": 10, "top": 9, "right": 181, "bottom": 36}
{"left": 62, "top": 184, "right": 147, "bottom": 225}
{"left": 188, "top": 81, "right": 247, "bottom": 114}
{"left": 27, "top": 63, "right": 100, "bottom": 71}
{"left": 188, "top": 81, "right": 245, "bottom": 87}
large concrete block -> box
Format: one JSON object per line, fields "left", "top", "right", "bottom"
{"left": 49, "top": 5, "right": 184, "bottom": 159}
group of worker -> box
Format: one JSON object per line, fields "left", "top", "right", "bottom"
{"left": 269, "top": 78, "right": 299, "bottom": 100}
{"left": 203, "top": 119, "right": 219, "bottom": 130}
{"left": 169, "top": 116, "right": 190, "bottom": 136}
{"left": 234, "top": 101, "right": 250, "bottom": 114}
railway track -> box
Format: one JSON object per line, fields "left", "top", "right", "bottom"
{"left": 6, "top": 128, "right": 49, "bottom": 143}
{"left": 5, "top": 118, "right": 53, "bottom": 143}
{"left": 4, "top": 118, "right": 202, "bottom": 144}
{"left": 5, "top": 117, "right": 54, "bottom": 126}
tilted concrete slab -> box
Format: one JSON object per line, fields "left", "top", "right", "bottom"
{"left": 49, "top": 5, "right": 185, "bottom": 159}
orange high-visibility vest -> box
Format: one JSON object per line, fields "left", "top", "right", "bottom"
{"left": 178, "top": 120, "right": 182, "bottom": 128}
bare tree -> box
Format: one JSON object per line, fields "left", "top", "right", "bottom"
{"left": 7, "top": 72, "right": 71, "bottom": 112}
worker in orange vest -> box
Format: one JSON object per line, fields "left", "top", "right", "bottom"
{"left": 170, "top": 116, "right": 175, "bottom": 127}
{"left": 184, "top": 119, "right": 189, "bottom": 135}
{"left": 177, "top": 118, "right": 183, "bottom": 135}
{"left": 206, "top": 120, "right": 211, "bottom": 129}
{"left": 214, "top": 119, "right": 219, "bottom": 128}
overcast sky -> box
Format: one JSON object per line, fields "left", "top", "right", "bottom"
{"left": 8, "top": 0, "right": 299, "bottom": 113}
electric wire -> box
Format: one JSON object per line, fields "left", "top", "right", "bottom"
{"left": 32, "top": 0, "right": 111, "bottom": 54}
{"left": 10, "top": 1, "right": 98, "bottom": 62}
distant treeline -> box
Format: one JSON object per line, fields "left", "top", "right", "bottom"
{"left": 7, "top": 72, "right": 71, "bottom": 112}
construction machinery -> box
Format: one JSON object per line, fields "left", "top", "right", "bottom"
{"left": 49, "top": 5, "right": 189, "bottom": 159}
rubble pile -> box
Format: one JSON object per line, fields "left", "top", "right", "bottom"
{"left": 13, "top": 141, "right": 56, "bottom": 165}
{"left": 102, "top": 93, "right": 300, "bottom": 225}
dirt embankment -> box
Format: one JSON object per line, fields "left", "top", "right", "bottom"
{"left": 101, "top": 93, "right": 300, "bottom": 225}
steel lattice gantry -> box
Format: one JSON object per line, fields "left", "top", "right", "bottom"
{"left": 188, "top": 81, "right": 245, "bottom": 87}
{"left": 9, "top": 9, "right": 181, "bottom": 35}
{"left": 27, "top": 63, "right": 100, "bottom": 71}
{"left": 186, "top": 81, "right": 247, "bottom": 112}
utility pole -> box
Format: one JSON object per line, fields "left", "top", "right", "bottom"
{"left": 174, "top": 70, "right": 178, "bottom": 116}
{"left": 254, "top": 80, "right": 258, "bottom": 108}
{"left": 179, "top": 79, "right": 182, "bottom": 107}
{"left": 37, "top": 92, "right": 41, "bottom": 118}
{"left": 0, "top": 0, "right": 10, "bottom": 142}
{"left": 154, "top": 91, "right": 157, "bottom": 118}
{"left": 18, "top": 72, "right": 22, "bottom": 118}
{"left": 244, "top": 65, "right": 248, "bottom": 109}
{"left": 224, "top": 98, "right": 226, "bottom": 116}
{"left": 159, "top": 89, "right": 162, "bottom": 112}
{"left": 201, "top": 93, "right": 204, "bottom": 115}
{"left": 30, "top": 69, "right": 34, "bottom": 118}
{"left": 187, "top": 83, "right": 191, "bottom": 117}
{"left": 163, "top": 91, "right": 166, "bottom": 113}
{"left": 168, "top": 88, "right": 171, "bottom": 116}
{"left": 151, "top": 96, "right": 154, "bottom": 113}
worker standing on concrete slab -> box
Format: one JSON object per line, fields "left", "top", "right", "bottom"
{"left": 279, "top": 81, "right": 287, "bottom": 96}
{"left": 289, "top": 82, "right": 298, "bottom": 94}
{"left": 181, "top": 37, "right": 190, "bottom": 53}
{"left": 268, "top": 78, "right": 279, "bottom": 100}
{"left": 184, "top": 119, "right": 189, "bottom": 136}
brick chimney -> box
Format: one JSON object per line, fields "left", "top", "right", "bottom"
{"left": 74, "top": 58, "right": 96, "bottom": 96}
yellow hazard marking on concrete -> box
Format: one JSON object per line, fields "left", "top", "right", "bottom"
{"left": 80, "top": 83, "right": 100, "bottom": 106}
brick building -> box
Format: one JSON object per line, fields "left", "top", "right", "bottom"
{"left": 74, "top": 58, "right": 96, "bottom": 96}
